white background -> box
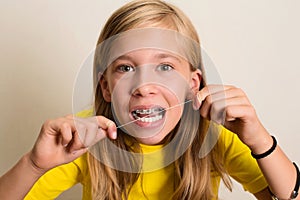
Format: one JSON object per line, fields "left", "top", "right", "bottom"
{"left": 0, "top": 0, "right": 299, "bottom": 199}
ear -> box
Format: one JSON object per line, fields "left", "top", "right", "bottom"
{"left": 99, "top": 73, "right": 112, "bottom": 102}
{"left": 190, "top": 69, "right": 202, "bottom": 95}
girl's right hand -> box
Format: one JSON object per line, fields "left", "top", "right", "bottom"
{"left": 28, "top": 115, "right": 117, "bottom": 173}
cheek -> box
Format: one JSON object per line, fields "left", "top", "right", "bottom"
{"left": 162, "top": 106, "right": 183, "bottom": 136}
{"left": 105, "top": 73, "right": 122, "bottom": 95}
{"left": 163, "top": 89, "right": 185, "bottom": 119}
{"left": 109, "top": 79, "right": 118, "bottom": 92}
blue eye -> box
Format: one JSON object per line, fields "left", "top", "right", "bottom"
{"left": 157, "top": 64, "right": 173, "bottom": 71}
{"left": 118, "top": 65, "right": 134, "bottom": 72}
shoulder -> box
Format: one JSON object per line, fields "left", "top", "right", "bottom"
{"left": 75, "top": 108, "right": 94, "bottom": 118}
{"left": 216, "top": 124, "right": 249, "bottom": 157}
{"left": 41, "top": 153, "right": 88, "bottom": 183}
{"left": 24, "top": 153, "right": 89, "bottom": 199}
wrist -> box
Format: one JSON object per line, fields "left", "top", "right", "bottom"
{"left": 249, "top": 134, "right": 274, "bottom": 155}
{"left": 23, "top": 152, "right": 48, "bottom": 176}
{"left": 251, "top": 135, "right": 277, "bottom": 159}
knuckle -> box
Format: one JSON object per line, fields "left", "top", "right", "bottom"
{"left": 43, "top": 119, "right": 51, "bottom": 127}
{"left": 96, "top": 116, "right": 105, "bottom": 124}
{"left": 97, "top": 115, "right": 105, "bottom": 121}
{"left": 206, "top": 95, "right": 213, "bottom": 104}
{"left": 234, "top": 87, "right": 245, "bottom": 95}
{"left": 61, "top": 121, "right": 70, "bottom": 129}
{"left": 64, "top": 114, "right": 74, "bottom": 119}
{"left": 225, "top": 106, "right": 233, "bottom": 115}
{"left": 60, "top": 122, "right": 72, "bottom": 136}
{"left": 42, "top": 119, "right": 53, "bottom": 129}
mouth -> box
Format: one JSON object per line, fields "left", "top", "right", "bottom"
{"left": 131, "top": 106, "right": 166, "bottom": 123}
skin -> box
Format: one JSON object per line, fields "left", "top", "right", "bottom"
{"left": 101, "top": 49, "right": 298, "bottom": 199}
{"left": 100, "top": 49, "right": 200, "bottom": 145}
{"left": 0, "top": 115, "right": 117, "bottom": 200}
{"left": 0, "top": 48, "right": 298, "bottom": 200}
{"left": 194, "top": 85, "right": 298, "bottom": 199}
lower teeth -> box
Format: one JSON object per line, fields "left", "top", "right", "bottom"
{"left": 136, "top": 114, "right": 163, "bottom": 123}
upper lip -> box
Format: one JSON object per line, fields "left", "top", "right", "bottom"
{"left": 130, "top": 105, "right": 165, "bottom": 112}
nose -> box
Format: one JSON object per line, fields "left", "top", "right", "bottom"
{"left": 130, "top": 65, "right": 159, "bottom": 97}
{"left": 132, "top": 83, "right": 158, "bottom": 97}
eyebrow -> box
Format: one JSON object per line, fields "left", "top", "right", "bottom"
{"left": 154, "top": 53, "right": 182, "bottom": 63}
{"left": 113, "top": 52, "right": 182, "bottom": 63}
{"left": 113, "top": 55, "right": 132, "bottom": 62}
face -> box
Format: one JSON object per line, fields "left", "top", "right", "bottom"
{"left": 100, "top": 48, "right": 201, "bottom": 145}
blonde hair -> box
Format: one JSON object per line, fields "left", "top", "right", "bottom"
{"left": 89, "top": 0, "right": 232, "bottom": 199}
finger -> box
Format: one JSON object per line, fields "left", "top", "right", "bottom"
{"left": 72, "top": 117, "right": 101, "bottom": 147}
{"left": 194, "top": 85, "right": 234, "bottom": 110}
{"left": 59, "top": 122, "right": 73, "bottom": 147}
{"left": 69, "top": 122, "right": 88, "bottom": 152}
{"left": 199, "top": 85, "right": 234, "bottom": 98}
{"left": 44, "top": 118, "right": 77, "bottom": 146}
{"left": 212, "top": 87, "right": 248, "bottom": 101}
{"left": 96, "top": 116, "right": 117, "bottom": 139}
{"left": 71, "top": 116, "right": 115, "bottom": 150}
{"left": 81, "top": 120, "right": 106, "bottom": 147}
{"left": 200, "top": 96, "right": 251, "bottom": 123}
{"left": 197, "top": 85, "right": 248, "bottom": 113}
{"left": 225, "top": 104, "right": 256, "bottom": 122}
{"left": 199, "top": 92, "right": 229, "bottom": 119}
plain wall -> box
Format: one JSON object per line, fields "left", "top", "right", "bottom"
{"left": 0, "top": 0, "right": 299, "bottom": 199}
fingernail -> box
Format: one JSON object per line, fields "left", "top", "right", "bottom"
{"left": 192, "top": 93, "right": 202, "bottom": 110}
{"left": 72, "top": 150, "right": 78, "bottom": 154}
{"left": 112, "top": 131, "right": 117, "bottom": 139}
{"left": 63, "top": 143, "right": 68, "bottom": 147}
{"left": 197, "top": 92, "right": 203, "bottom": 103}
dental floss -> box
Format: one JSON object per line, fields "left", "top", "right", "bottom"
{"left": 116, "top": 99, "right": 192, "bottom": 129}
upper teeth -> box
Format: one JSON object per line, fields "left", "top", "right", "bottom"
{"left": 134, "top": 108, "right": 163, "bottom": 115}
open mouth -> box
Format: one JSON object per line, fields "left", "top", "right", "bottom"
{"left": 131, "top": 107, "right": 166, "bottom": 123}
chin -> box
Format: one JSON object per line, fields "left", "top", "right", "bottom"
{"left": 136, "top": 134, "right": 167, "bottom": 145}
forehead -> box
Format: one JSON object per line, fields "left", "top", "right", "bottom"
{"left": 95, "top": 28, "right": 200, "bottom": 74}
{"left": 110, "top": 28, "right": 185, "bottom": 61}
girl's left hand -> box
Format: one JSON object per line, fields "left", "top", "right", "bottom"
{"left": 193, "top": 85, "right": 273, "bottom": 154}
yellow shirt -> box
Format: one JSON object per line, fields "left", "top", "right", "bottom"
{"left": 25, "top": 111, "right": 268, "bottom": 199}
{"left": 25, "top": 127, "right": 267, "bottom": 200}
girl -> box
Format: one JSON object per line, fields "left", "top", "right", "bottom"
{"left": 0, "top": 0, "right": 299, "bottom": 199}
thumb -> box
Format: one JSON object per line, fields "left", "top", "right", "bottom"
{"left": 88, "top": 128, "right": 107, "bottom": 147}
